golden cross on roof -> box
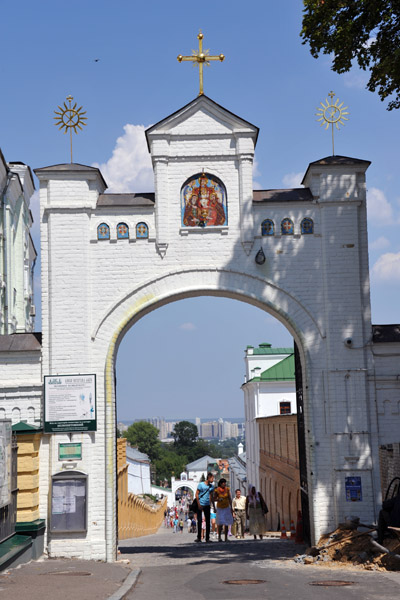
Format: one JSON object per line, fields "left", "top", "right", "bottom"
{"left": 177, "top": 31, "right": 225, "bottom": 96}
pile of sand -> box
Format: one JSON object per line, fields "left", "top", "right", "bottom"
{"left": 296, "top": 522, "right": 400, "bottom": 571}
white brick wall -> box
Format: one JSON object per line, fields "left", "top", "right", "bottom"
{"left": 28, "top": 95, "right": 398, "bottom": 560}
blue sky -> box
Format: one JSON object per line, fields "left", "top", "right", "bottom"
{"left": 2, "top": 1, "right": 399, "bottom": 419}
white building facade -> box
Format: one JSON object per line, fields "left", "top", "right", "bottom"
{"left": 126, "top": 446, "right": 151, "bottom": 496}
{"left": 1, "top": 94, "right": 399, "bottom": 561}
{"left": 0, "top": 150, "right": 36, "bottom": 335}
{"left": 243, "top": 344, "right": 296, "bottom": 489}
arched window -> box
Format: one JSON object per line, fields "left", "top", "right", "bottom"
{"left": 136, "top": 222, "right": 149, "bottom": 239}
{"left": 301, "top": 217, "right": 314, "bottom": 234}
{"left": 261, "top": 219, "right": 274, "bottom": 236}
{"left": 117, "top": 222, "right": 129, "bottom": 239}
{"left": 181, "top": 172, "right": 227, "bottom": 227}
{"left": 27, "top": 406, "right": 35, "bottom": 424}
{"left": 281, "top": 218, "right": 294, "bottom": 235}
{"left": 97, "top": 223, "right": 110, "bottom": 240}
{"left": 12, "top": 407, "right": 20, "bottom": 425}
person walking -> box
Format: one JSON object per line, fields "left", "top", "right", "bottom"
{"left": 194, "top": 472, "right": 215, "bottom": 543}
{"left": 246, "top": 484, "right": 268, "bottom": 540}
{"left": 173, "top": 516, "right": 179, "bottom": 533}
{"left": 214, "top": 478, "right": 234, "bottom": 542}
{"left": 232, "top": 488, "right": 247, "bottom": 538}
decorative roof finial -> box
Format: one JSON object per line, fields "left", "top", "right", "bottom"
{"left": 316, "top": 91, "right": 349, "bottom": 155}
{"left": 177, "top": 31, "right": 225, "bottom": 96}
{"left": 54, "top": 95, "right": 87, "bottom": 163}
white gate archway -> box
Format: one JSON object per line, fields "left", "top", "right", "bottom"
{"left": 35, "top": 95, "right": 381, "bottom": 561}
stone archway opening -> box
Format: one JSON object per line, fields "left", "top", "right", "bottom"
{"left": 111, "top": 290, "right": 311, "bottom": 558}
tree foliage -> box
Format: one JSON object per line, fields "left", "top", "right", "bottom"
{"left": 301, "top": 1, "right": 400, "bottom": 110}
{"left": 172, "top": 420, "right": 198, "bottom": 449}
{"left": 154, "top": 445, "right": 188, "bottom": 486}
{"left": 123, "top": 421, "right": 161, "bottom": 462}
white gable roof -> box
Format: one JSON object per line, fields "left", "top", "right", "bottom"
{"left": 145, "top": 95, "right": 259, "bottom": 150}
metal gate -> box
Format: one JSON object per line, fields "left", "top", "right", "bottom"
{"left": 294, "top": 343, "right": 310, "bottom": 545}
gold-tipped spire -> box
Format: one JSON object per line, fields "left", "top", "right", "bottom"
{"left": 177, "top": 31, "right": 225, "bottom": 96}
{"left": 54, "top": 95, "right": 87, "bottom": 163}
{"left": 316, "top": 91, "right": 349, "bottom": 155}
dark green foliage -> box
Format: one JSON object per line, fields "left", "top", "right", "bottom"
{"left": 172, "top": 420, "right": 198, "bottom": 449}
{"left": 123, "top": 420, "right": 161, "bottom": 462}
{"left": 301, "top": 1, "right": 400, "bottom": 110}
{"left": 154, "top": 444, "right": 188, "bottom": 486}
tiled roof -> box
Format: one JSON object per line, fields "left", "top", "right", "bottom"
{"left": 186, "top": 455, "right": 218, "bottom": 470}
{"left": 253, "top": 188, "right": 313, "bottom": 203}
{"left": 247, "top": 343, "right": 293, "bottom": 355}
{"left": 97, "top": 193, "right": 155, "bottom": 208}
{"left": 0, "top": 333, "right": 42, "bottom": 352}
{"left": 301, "top": 155, "right": 371, "bottom": 184}
{"left": 259, "top": 354, "right": 295, "bottom": 381}
{"left": 126, "top": 446, "right": 150, "bottom": 462}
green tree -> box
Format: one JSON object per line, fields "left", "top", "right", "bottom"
{"left": 301, "top": 1, "right": 400, "bottom": 110}
{"left": 172, "top": 421, "right": 198, "bottom": 449}
{"left": 123, "top": 421, "right": 161, "bottom": 462}
{"left": 154, "top": 445, "right": 187, "bottom": 486}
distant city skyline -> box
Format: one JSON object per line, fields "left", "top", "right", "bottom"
{"left": 118, "top": 416, "right": 245, "bottom": 442}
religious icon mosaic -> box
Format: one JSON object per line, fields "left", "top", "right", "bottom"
{"left": 117, "top": 223, "right": 129, "bottom": 239}
{"left": 136, "top": 222, "right": 149, "bottom": 239}
{"left": 281, "top": 218, "right": 294, "bottom": 235}
{"left": 181, "top": 173, "right": 227, "bottom": 228}
{"left": 97, "top": 223, "right": 110, "bottom": 240}
{"left": 301, "top": 218, "right": 314, "bottom": 234}
{"left": 261, "top": 219, "right": 274, "bottom": 236}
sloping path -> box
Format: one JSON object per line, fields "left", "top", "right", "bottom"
{"left": 119, "top": 526, "right": 400, "bottom": 600}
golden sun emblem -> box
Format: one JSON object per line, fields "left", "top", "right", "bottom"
{"left": 54, "top": 95, "right": 87, "bottom": 162}
{"left": 316, "top": 91, "right": 349, "bottom": 155}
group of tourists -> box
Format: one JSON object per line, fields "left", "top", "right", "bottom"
{"left": 194, "top": 472, "right": 269, "bottom": 543}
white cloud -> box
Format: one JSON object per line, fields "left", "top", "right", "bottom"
{"left": 367, "top": 187, "right": 396, "bottom": 225}
{"left": 282, "top": 172, "right": 303, "bottom": 188}
{"left": 372, "top": 252, "right": 400, "bottom": 282}
{"left": 343, "top": 72, "right": 368, "bottom": 90}
{"left": 370, "top": 236, "right": 390, "bottom": 251}
{"left": 92, "top": 124, "right": 154, "bottom": 193}
{"left": 179, "top": 322, "right": 197, "bottom": 331}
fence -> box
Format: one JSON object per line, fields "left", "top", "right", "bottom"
{"left": 117, "top": 438, "right": 166, "bottom": 540}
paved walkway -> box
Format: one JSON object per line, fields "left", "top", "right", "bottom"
{"left": 0, "top": 556, "right": 131, "bottom": 600}
{"left": 120, "top": 526, "right": 400, "bottom": 600}
{"left": 1, "top": 526, "right": 399, "bottom": 599}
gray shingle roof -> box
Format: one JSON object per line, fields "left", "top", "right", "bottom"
{"left": 253, "top": 188, "right": 313, "bottom": 203}
{"left": 97, "top": 193, "right": 155, "bottom": 208}
{"left": 186, "top": 455, "right": 218, "bottom": 470}
{"left": 0, "top": 333, "right": 42, "bottom": 352}
{"left": 126, "top": 445, "right": 150, "bottom": 462}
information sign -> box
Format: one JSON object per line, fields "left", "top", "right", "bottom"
{"left": 50, "top": 472, "right": 87, "bottom": 532}
{"left": 59, "top": 443, "right": 82, "bottom": 461}
{"left": 44, "top": 374, "right": 96, "bottom": 433}
{"left": 345, "top": 476, "right": 362, "bottom": 502}
{"left": 0, "top": 420, "right": 12, "bottom": 509}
